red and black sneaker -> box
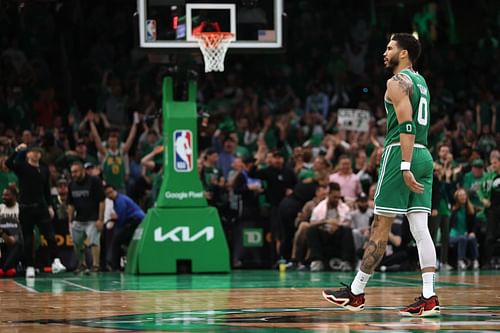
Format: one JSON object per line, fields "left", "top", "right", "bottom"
{"left": 5, "top": 268, "right": 16, "bottom": 278}
{"left": 322, "top": 283, "right": 365, "bottom": 312}
{"left": 400, "top": 295, "right": 440, "bottom": 317}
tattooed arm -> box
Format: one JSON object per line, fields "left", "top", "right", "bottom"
{"left": 387, "top": 74, "right": 423, "bottom": 193}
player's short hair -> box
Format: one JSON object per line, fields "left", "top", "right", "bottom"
{"left": 391, "top": 33, "right": 421, "bottom": 64}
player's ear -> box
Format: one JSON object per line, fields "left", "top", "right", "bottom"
{"left": 400, "top": 49, "right": 408, "bottom": 60}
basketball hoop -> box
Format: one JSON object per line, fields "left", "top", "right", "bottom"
{"left": 193, "top": 32, "right": 234, "bottom": 73}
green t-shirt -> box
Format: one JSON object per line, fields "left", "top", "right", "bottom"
{"left": 102, "top": 150, "right": 127, "bottom": 191}
{"left": 450, "top": 207, "right": 466, "bottom": 238}
{"left": 462, "top": 171, "right": 487, "bottom": 207}
{"left": 462, "top": 171, "right": 488, "bottom": 222}
{"left": 235, "top": 145, "right": 251, "bottom": 160}
{"left": 298, "top": 168, "right": 315, "bottom": 181}
{"left": 202, "top": 165, "right": 222, "bottom": 191}
{"left": 264, "top": 128, "right": 278, "bottom": 150}
{"left": 437, "top": 196, "right": 451, "bottom": 216}
{"left": 479, "top": 170, "right": 498, "bottom": 200}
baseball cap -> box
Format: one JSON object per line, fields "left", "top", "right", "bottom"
{"left": 84, "top": 162, "right": 95, "bottom": 169}
{"left": 76, "top": 139, "right": 86, "bottom": 145}
{"left": 57, "top": 177, "right": 68, "bottom": 186}
{"left": 272, "top": 151, "right": 285, "bottom": 158}
{"left": 357, "top": 192, "right": 368, "bottom": 201}
{"left": 472, "top": 159, "right": 484, "bottom": 168}
{"left": 27, "top": 144, "right": 44, "bottom": 154}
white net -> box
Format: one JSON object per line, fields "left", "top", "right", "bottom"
{"left": 194, "top": 32, "right": 233, "bottom": 73}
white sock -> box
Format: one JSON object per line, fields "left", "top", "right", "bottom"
{"left": 422, "top": 272, "right": 436, "bottom": 298}
{"left": 351, "top": 270, "right": 371, "bottom": 295}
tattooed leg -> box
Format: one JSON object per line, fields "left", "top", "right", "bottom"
{"left": 360, "top": 214, "right": 394, "bottom": 274}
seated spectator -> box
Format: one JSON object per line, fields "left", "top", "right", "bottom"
{"left": 289, "top": 183, "right": 329, "bottom": 268}
{"left": 0, "top": 185, "right": 23, "bottom": 277}
{"left": 104, "top": 184, "right": 145, "bottom": 271}
{"left": 277, "top": 171, "right": 330, "bottom": 263}
{"left": 350, "top": 192, "right": 373, "bottom": 254}
{"left": 450, "top": 188, "right": 479, "bottom": 270}
{"left": 307, "top": 182, "right": 355, "bottom": 271}
{"left": 377, "top": 215, "right": 411, "bottom": 272}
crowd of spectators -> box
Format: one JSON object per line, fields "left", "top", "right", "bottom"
{"left": 0, "top": 0, "right": 499, "bottom": 275}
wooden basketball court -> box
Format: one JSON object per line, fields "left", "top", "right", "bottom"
{"left": 1, "top": 270, "right": 499, "bottom": 332}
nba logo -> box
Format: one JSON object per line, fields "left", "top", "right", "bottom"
{"left": 146, "top": 19, "right": 157, "bottom": 42}
{"left": 174, "top": 130, "right": 193, "bottom": 172}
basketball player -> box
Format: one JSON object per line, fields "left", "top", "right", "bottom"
{"left": 322, "top": 33, "right": 439, "bottom": 317}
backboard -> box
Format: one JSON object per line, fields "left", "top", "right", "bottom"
{"left": 138, "top": 0, "right": 284, "bottom": 50}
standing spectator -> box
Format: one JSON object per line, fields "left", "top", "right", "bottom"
{"left": 305, "top": 83, "right": 329, "bottom": 120}
{"left": 51, "top": 178, "right": 72, "bottom": 269}
{"left": 430, "top": 148, "right": 456, "bottom": 271}
{"left": 0, "top": 185, "right": 23, "bottom": 277}
{"left": 5, "top": 143, "right": 66, "bottom": 278}
{"left": 67, "top": 162, "right": 105, "bottom": 273}
{"left": 56, "top": 139, "right": 99, "bottom": 171}
{"left": 20, "top": 130, "right": 34, "bottom": 146}
{"left": 290, "top": 183, "right": 329, "bottom": 268}
{"left": 102, "top": 75, "right": 129, "bottom": 131}
{"left": 449, "top": 189, "right": 480, "bottom": 270}
{"left": 90, "top": 112, "right": 139, "bottom": 192}
{"left": 200, "top": 148, "right": 225, "bottom": 209}
{"left": 307, "top": 182, "right": 354, "bottom": 271}
{"left": 353, "top": 150, "right": 373, "bottom": 194}
{"left": 102, "top": 196, "right": 116, "bottom": 271}
{"left": 40, "top": 132, "right": 64, "bottom": 166}
{"left": 216, "top": 136, "right": 238, "bottom": 180}
{"left": 252, "top": 151, "right": 297, "bottom": 261}
{"left": 377, "top": 215, "right": 410, "bottom": 272}
{"left": 104, "top": 184, "right": 145, "bottom": 271}
{"left": 329, "top": 155, "right": 363, "bottom": 203}
{"left": 230, "top": 157, "right": 263, "bottom": 267}
{"left": 480, "top": 154, "right": 500, "bottom": 268}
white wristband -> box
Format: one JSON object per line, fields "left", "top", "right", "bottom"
{"left": 400, "top": 161, "right": 411, "bottom": 171}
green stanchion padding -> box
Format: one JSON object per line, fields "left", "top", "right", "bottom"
{"left": 125, "top": 206, "right": 229, "bottom": 274}
{"left": 156, "top": 77, "right": 206, "bottom": 209}
{"left": 126, "top": 77, "right": 230, "bottom": 274}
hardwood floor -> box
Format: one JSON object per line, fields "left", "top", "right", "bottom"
{"left": 0, "top": 270, "right": 499, "bottom": 332}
